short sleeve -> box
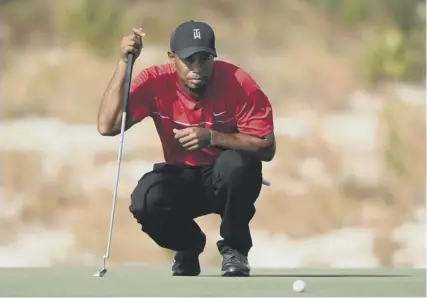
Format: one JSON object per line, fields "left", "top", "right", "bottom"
{"left": 235, "top": 74, "right": 274, "bottom": 138}
{"left": 128, "top": 69, "right": 154, "bottom": 122}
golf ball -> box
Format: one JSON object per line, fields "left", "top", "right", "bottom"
{"left": 293, "top": 280, "right": 306, "bottom": 292}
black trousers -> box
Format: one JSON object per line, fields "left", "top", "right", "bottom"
{"left": 129, "top": 150, "right": 263, "bottom": 256}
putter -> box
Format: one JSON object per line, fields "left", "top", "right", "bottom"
{"left": 262, "top": 177, "right": 271, "bottom": 186}
{"left": 93, "top": 52, "right": 135, "bottom": 278}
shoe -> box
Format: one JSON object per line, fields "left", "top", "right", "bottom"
{"left": 219, "top": 246, "right": 250, "bottom": 277}
{"left": 172, "top": 251, "right": 201, "bottom": 276}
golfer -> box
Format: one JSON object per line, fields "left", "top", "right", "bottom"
{"left": 97, "top": 20, "right": 276, "bottom": 277}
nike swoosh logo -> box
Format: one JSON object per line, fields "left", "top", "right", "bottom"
{"left": 213, "top": 111, "right": 226, "bottom": 116}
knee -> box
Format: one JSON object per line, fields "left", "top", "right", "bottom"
{"left": 129, "top": 177, "right": 171, "bottom": 230}
{"left": 128, "top": 186, "right": 151, "bottom": 227}
{"left": 213, "top": 150, "right": 262, "bottom": 188}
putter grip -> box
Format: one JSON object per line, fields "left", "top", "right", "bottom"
{"left": 122, "top": 52, "right": 135, "bottom": 114}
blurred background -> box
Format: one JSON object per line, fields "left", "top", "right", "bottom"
{"left": 0, "top": 0, "right": 425, "bottom": 268}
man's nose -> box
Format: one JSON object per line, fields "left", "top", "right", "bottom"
{"left": 191, "top": 57, "right": 206, "bottom": 68}
{"left": 190, "top": 65, "right": 202, "bottom": 73}
{"left": 191, "top": 62, "right": 202, "bottom": 69}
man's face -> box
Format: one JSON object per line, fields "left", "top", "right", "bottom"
{"left": 169, "top": 51, "right": 214, "bottom": 91}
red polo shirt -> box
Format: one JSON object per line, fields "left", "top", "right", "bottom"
{"left": 128, "top": 60, "right": 274, "bottom": 166}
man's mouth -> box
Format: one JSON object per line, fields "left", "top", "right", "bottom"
{"left": 188, "top": 72, "right": 203, "bottom": 79}
{"left": 187, "top": 76, "right": 204, "bottom": 84}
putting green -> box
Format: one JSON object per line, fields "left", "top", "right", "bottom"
{"left": 0, "top": 266, "right": 424, "bottom": 297}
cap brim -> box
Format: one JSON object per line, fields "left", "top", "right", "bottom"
{"left": 175, "top": 46, "right": 217, "bottom": 59}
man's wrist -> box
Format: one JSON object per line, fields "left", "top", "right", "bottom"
{"left": 209, "top": 129, "right": 217, "bottom": 147}
{"left": 118, "top": 56, "right": 135, "bottom": 67}
{"left": 117, "top": 59, "right": 129, "bottom": 72}
{"left": 118, "top": 56, "right": 127, "bottom": 64}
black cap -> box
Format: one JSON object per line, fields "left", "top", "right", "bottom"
{"left": 170, "top": 20, "right": 217, "bottom": 59}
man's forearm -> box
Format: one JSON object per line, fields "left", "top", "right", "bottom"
{"left": 210, "top": 130, "right": 275, "bottom": 161}
{"left": 97, "top": 60, "right": 129, "bottom": 136}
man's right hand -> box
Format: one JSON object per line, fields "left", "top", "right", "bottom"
{"left": 120, "top": 28, "right": 145, "bottom": 63}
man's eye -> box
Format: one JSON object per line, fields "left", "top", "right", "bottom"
{"left": 186, "top": 55, "right": 212, "bottom": 64}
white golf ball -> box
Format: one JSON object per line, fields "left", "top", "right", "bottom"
{"left": 293, "top": 280, "right": 306, "bottom": 292}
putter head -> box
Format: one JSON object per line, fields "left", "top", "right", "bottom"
{"left": 93, "top": 268, "right": 107, "bottom": 277}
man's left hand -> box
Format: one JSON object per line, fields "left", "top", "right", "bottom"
{"left": 173, "top": 127, "right": 212, "bottom": 151}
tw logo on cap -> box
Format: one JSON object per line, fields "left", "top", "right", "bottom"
{"left": 193, "top": 28, "right": 201, "bottom": 39}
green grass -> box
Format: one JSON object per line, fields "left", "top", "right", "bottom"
{"left": 0, "top": 266, "right": 424, "bottom": 297}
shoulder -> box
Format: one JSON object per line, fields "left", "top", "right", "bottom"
{"left": 130, "top": 63, "right": 175, "bottom": 95}
{"left": 138, "top": 64, "right": 176, "bottom": 80}
{"left": 215, "top": 61, "right": 271, "bottom": 111}
{"left": 133, "top": 63, "right": 176, "bottom": 85}
{"left": 213, "top": 60, "right": 260, "bottom": 95}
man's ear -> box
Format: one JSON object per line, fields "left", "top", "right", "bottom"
{"left": 167, "top": 51, "right": 175, "bottom": 64}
